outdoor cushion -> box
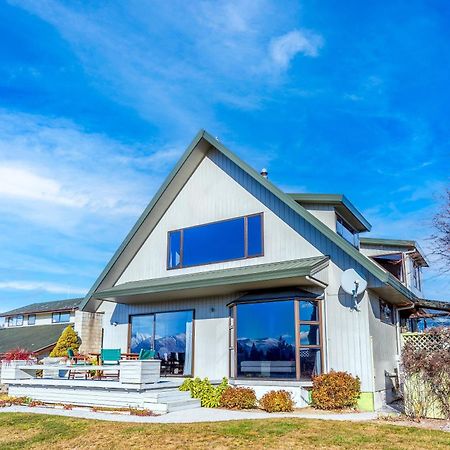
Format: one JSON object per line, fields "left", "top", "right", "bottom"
{"left": 138, "top": 349, "right": 155, "bottom": 360}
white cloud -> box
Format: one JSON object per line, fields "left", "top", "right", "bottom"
{"left": 0, "top": 281, "right": 86, "bottom": 295}
{"left": 0, "top": 166, "right": 88, "bottom": 207}
{"left": 269, "top": 30, "right": 323, "bottom": 69}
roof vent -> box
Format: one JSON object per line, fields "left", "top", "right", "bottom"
{"left": 260, "top": 168, "right": 268, "bottom": 179}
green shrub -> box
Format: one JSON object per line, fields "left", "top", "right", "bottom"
{"left": 220, "top": 386, "right": 257, "bottom": 409}
{"left": 179, "top": 377, "right": 228, "bottom": 408}
{"left": 311, "top": 371, "right": 361, "bottom": 410}
{"left": 50, "top": 325, "right": 80, "bottom": 357}
{"left": 259, "top": 390, "right": 294, "bottom": 412}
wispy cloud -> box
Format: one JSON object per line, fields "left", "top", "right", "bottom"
{"left": 0, "top": 281, "right": 86, "bottom": 295}
{"left": 269, "top": 30, "right": 323, "bottom": 70}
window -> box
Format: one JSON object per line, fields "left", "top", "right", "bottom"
{"left": 129, "top": 310, "right": 193, "bottom": 376}
{"left": 168, "top": 213, "right": 263, "bottom": 269}
{"left": 7, "top": 315, "right": 24, "bottom": 327}
{"left": 233, "top": 298, "right": 322, "bottom": 380}
{"left": 52, "top": 312, "right": 71, "bottom": 323}
{"left": 7, "top": 317, "right": 13, "bottom": 327}
{"left": 16, "top": 315, "right": 23, "bottom": 326}
{"left": 380, "top": 300, "right": 394, "bottom": 324}
{"left": 336, "top": 215, "right": 359, "bottom": 248}
{"left": 372, "top": 253, "right": 404, "bottom": 282}
{"left": 28, "top": 314, "right": 36, "bottom": 326}
{"left": 412, "top": 261, "right": 421, "bottom": 290}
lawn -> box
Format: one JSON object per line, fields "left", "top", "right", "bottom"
{"left": 0, "top": 413, "right": 448, "bottom": 449}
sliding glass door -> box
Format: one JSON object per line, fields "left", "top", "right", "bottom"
{"left": 129, "top": 310, "right": 193, "bottom": 376}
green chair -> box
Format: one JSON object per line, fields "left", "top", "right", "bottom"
{"left": 138, "top": 349, "right": 155, "bottom": 360}
{"left": 99, "top": 348, "right": 121, "bottom": 380}
{"left": 67, "top": 348, "right": 88, "bottom": 380}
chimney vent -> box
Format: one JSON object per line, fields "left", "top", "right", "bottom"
{"left": 260, "top": 168, "right": 268, "bottom": 179}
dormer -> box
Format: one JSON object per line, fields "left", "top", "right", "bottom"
{"left": 289, "top": 194, "right": 371, "bottom": 248}
{"left": 360, "top": 238, "right": 429, "bottom": 294}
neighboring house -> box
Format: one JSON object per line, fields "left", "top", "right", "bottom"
{"left": 0, "top": 298, "right": 102, "bottom": 357}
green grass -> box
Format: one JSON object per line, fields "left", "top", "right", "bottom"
{"left": 0, "top": 412, "right": 448, "bottom": 449}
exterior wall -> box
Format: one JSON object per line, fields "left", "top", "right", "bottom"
{"left": 100, "top": 294, "right": 238, "bottom": 381}
{"left": 4, "top": 311, "right": 76, "bottom": 328}
{"left": 74, "top": 311, "right": 103, "bottom": 354}
{"left": 117, "top": 156, "right": 321, "bottom": 285}
{"left": 323, "top": 260, "right": 375, "bottom": 396}
{"left": 367, "top": 292, "right": 399, "bottom": 410}
{"left": 302, "top": 204, "right": 337, "bottom": 231}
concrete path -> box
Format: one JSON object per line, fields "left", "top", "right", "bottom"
{"left": 1, "top": 405, "right": 378, "bottom": 424}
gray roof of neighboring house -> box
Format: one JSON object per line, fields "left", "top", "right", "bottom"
{"left": 0, "top": 323, "right": 71, "bottom": 354}
{"left": 94, "top": 257, "right": 329, "bottom": 304}
{"left": 288, "top": 193, "right": 372, "bottom": 232}
{"left": 0, "top": 298, "right": 83, "bottom": 317}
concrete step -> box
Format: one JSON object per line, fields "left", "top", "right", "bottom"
{"left": 166, "top": 398, "right": 201, "bottom": 412}
{"left": 143, "top": 389, "right": 192, "bottom": 403}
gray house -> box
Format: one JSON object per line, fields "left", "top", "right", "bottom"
{"left": 80, "top": 130, "right": 433, "bottom": 411}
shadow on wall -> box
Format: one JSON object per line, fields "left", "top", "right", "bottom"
{"left": 337, "top": 287, "right": 363, "bottom": 311}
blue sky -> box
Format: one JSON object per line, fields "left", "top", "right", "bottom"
{"left": 0, "top": 0, "right": 449, "bottom": 313}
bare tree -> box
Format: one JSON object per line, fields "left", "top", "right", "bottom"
{"left": 431, "top": 189, "right": 450, "bottom": 272}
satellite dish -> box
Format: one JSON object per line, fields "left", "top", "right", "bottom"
{"left": 341, "top": 269, "right": 367, "bottom": 298}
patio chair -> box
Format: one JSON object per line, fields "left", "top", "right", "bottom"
{"left": 67, "top": 348, "right": 88, "bottom": 380}
{"left": 99, "top": 348, "right": 121, "bottom": 380}
{"left": 138, "top": 349, "right": 155, "bottom": 360}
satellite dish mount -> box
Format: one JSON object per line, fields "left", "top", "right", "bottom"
{"left": 341, "top": 269, "right": 367, "bottom": 310}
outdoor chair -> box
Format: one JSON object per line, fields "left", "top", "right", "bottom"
{"left": 138, "top": 349, "right": 155, "bottom": 360}
{"left": 99, "top": 348, "right": 121, "bottom": 380}
{"left": 67, "top": 348, "right": 88, "bottom": 380}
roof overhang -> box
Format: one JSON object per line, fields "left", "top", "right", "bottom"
{"left": 93, "top": 257, "right": 329, "bottom": 305}
{"left": 289, "top": 194, "right": 371, "bottom": 232}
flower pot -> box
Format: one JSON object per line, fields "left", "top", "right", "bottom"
{"left": 119, "top": 360, "right": 161, "bottom": 385}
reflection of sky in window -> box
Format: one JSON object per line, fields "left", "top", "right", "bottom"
{"left": 237, "top": 301, "right": 294, "bottom": 344}
{"left": 155, "top": 311, "right": 192, "bottom": 339}
{"left": 299, "top": 301, "right": 317, "bottom": 321}
{"left": 183, "top": 218, "right": 245, "bottom": 266}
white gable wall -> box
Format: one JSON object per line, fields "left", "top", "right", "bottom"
{"left": 117, "top": 156, "right": 321, "bottom": 285}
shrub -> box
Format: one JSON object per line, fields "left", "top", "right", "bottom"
{"left": 311, "top": 371, "right": 361, "bottom": 410}
{"left": 259, "top": 390, "right": 294, "bottom": 412}
{"left": 220, "top": 386, "right": 257, "bottom": 409}
{"left": 179, "top": 377, "right": 229, "bottom": 407}
{"left": 50, "top": 325, "right": 80, "bottom": 357}
{"left": 2, "top": 348, "right": 34, "bottom": 362}
{"left": 401, "top": 327, "right": 450, "bottom": 419}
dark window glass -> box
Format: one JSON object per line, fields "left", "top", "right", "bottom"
{"left": 16, "top": 315, "right": 23, "bottom": 326}
{"left": 236, "top": 300, "right": 296, "bottom": 379}
{"left": 299, "top": 348, "right": 321, "bottom": 381}
{"left": 7, "top": 317, "right": 13, "bottom": 327}
{"left": 168, "top": 230, "right": 181, "bottom": 269}
{"left": 247, "top": 214, "right": 263, "bottom": 257}
{"left": 300, "top": 324, "right": 320, "bottom": 346}
{"left": 168, "top": 213, "right": 263, "bottom": 269}
{"left": 183, "top": 217, "right": 245, "bottom": 267}
{"left": 155, "top": 311, "right": 193, "bottom": 376}
{"left": 299, "top": 301, "right": 318, "bottom": 322}
{"left": 130, "top": 311, "right": 193, "bottom": 376}
{"left": 28, "top": 314, "right": 36, "bottom": 325}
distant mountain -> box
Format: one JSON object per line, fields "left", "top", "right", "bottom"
{"left": 130, "top": 332, "right": 187, "bottom": 356}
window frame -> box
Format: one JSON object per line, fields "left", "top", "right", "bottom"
{"left": 230, "top": 297, "right": 324, "bottom": 382}
{"left": 167, "top": 213, "right": 264, "bottom": 270}
{"left": 412, "top": 261, "right": 421, "bottom": 290}
{"left": 52, "top": 311, "right": 71, "bottom": 323}
{"left": 379, "top": 299, "right": 395, "bottom": 325}
{"left": 28, "top": 314, "right": 36, "bottom": 326}
{"left": 128, "top": 309, "right": 195, "bottom": 377}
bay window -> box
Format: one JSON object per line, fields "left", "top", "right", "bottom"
{"left": 232, "top": 297, "right": 323, "bottom": 381}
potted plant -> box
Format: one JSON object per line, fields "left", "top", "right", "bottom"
{"left": 1, "top": 348, "right": 36, "bottom": 381}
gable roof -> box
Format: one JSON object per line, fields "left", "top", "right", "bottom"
{"left": 81, "top": 130, "right": 417, "bottom": 311}
{"left": 1, "top": 298, "right": 83, "bottom": 317}
{"left": 0, "top": 323, "right": 70, "bottom": 355}
{"left": 289, "top": 193, "right": 371, "bottom": 232}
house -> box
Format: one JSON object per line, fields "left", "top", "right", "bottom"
{"left": 0, "top": 298, "right": 102, "bottom": 357}
{"left": 73, "top": 129, "right": 443, "bottom": 412}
